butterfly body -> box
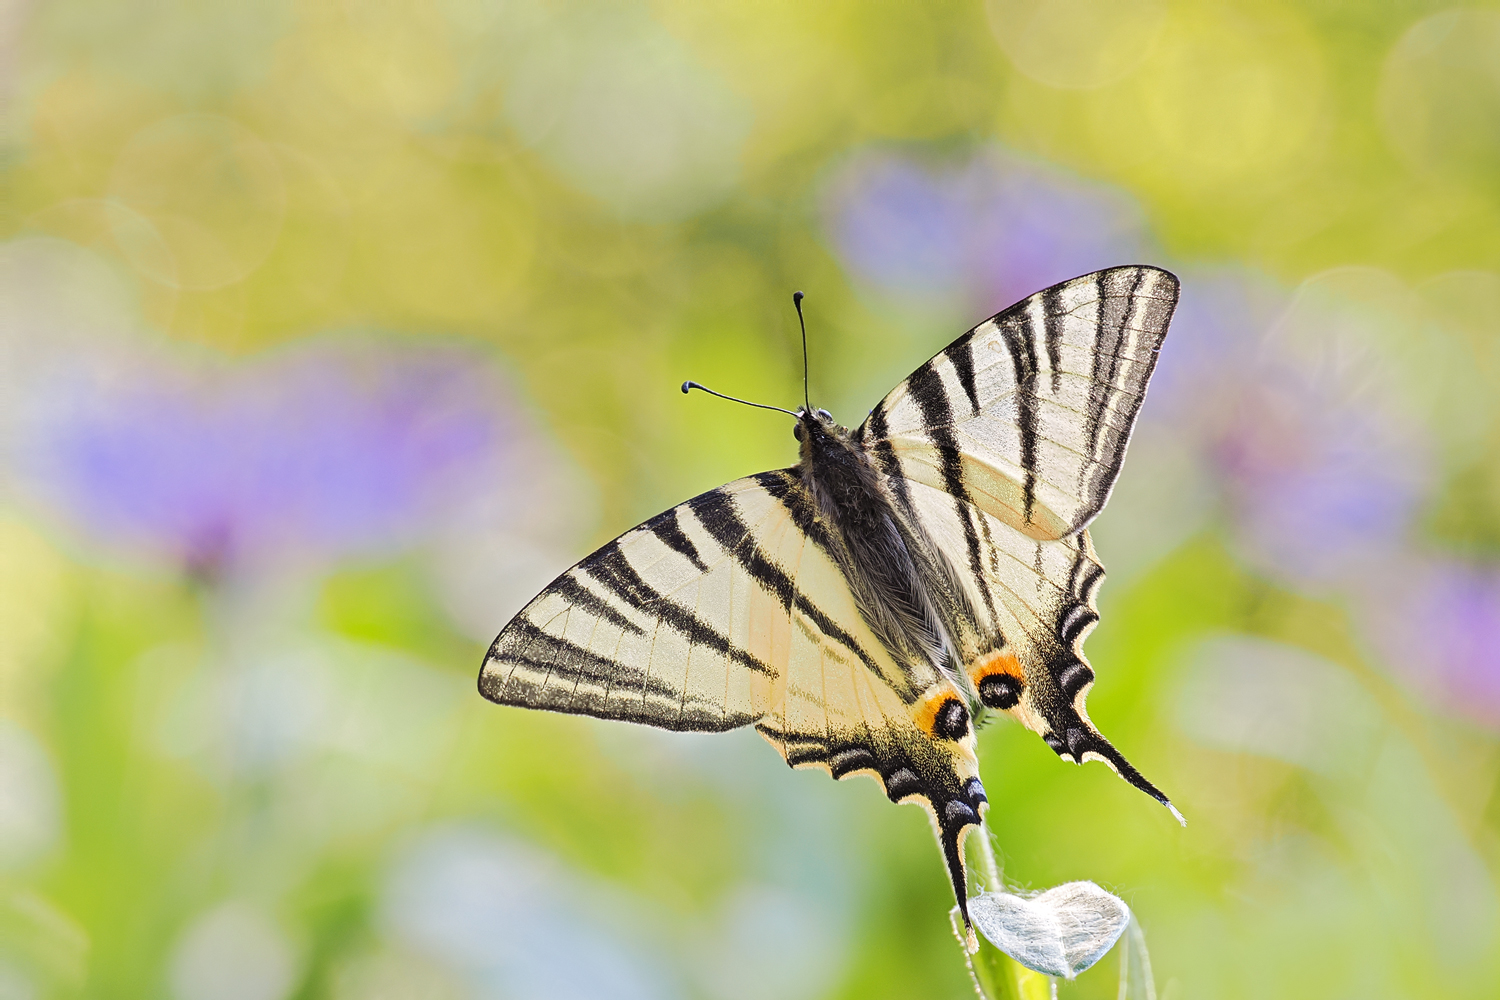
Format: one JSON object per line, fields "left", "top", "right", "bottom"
{"left": 795, "top": 410, "right": 972, "bottom": 698}
{"left": 480, "top": 266, "right": 1183, "bottom": 928}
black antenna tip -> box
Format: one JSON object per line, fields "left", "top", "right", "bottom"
{"left": 677, "top": 379, "right": 798, "bottom": 417}
{"left": 793, "top": 290, "right": 804, "bottom": 306}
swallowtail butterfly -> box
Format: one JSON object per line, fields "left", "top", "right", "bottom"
{"left": 480, "top": 266, "right": 1183, "bottom": 932}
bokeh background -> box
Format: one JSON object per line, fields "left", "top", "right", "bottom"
{"left": 4, "top": 1, "right": 1500, "bottom": 997}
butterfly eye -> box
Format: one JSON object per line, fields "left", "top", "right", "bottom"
{"left": 792, "top": 423, "right": 804, "bottom": 441}
{"left": 816, "top": 408, "right": 832, "bottom": 422}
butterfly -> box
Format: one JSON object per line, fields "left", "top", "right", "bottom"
{"left": 479, "top": 266, "right": 1183, "bottom": 934}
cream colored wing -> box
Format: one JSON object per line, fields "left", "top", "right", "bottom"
{"left": 858, "top": 267, "right": 1183, "bottom": 819}
{"left": 480, "top": 470, "right": 990, "bottom": 918}
{"left": 863, "top": 266, "right": 1178, "bottom": 541}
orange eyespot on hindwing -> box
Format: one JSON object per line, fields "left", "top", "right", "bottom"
{"left": 971, "top": 650, "right": 1025, "bottom": 711}
{"left": 915, "top": 692, "right": 971, "bottom": 742}
{"left": 934, "top": 698, "right": 970, "bottom": 741}
{"left": 979, "top": 674, "right": 1022, "bottom": 710}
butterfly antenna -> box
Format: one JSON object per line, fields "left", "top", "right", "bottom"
{"left": 681, "top": 381, "right": 799, "bottom": 418}
{"left": 793, "top": 290, "right": 810, "bottom": 416}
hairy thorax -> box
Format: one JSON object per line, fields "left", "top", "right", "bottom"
{"left": 795, "top": 412, "right": 959, "bottom": 682}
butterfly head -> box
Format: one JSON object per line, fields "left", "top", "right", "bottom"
{"left": 791, "top": 406, "right": 835, "bottom": 441}
{"left": 793, "top": 407, "right": 862, "bottom": 471}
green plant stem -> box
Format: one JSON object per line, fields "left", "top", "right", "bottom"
{"left": 956, "top": 822, "right": 1056, "bottom": 1000}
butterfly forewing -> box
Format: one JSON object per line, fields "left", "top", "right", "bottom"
{"left": 865, "top": 266, "right": 1178, "bottom": 540}
{"left": 482, "top": 475, "right": 787, "bottom": 731}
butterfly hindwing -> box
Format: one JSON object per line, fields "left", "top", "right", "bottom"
{"left": 480, "top": 471, "right": 987, "bottom": 906}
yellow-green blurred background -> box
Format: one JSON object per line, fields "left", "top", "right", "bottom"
{"left": 5, "top": 1, "right": 1500, "bottom": 997}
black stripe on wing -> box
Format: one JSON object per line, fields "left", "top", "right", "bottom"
{"left": 862, "top": 265, "right": 1179, "bottom": 538}
{"left": 1086, "top": 269, "right": 1139, "bottom": 459}
{"left": 950, "top": 337, "right": 980, "bottom": 416}
{"left": 689, "top": 473, "right": 891, "bottom": 683}
{"left": 904, "top": 363, "right": 999, "bottom": 623}
{"left": 863, "top": 407, "right": 915, "bottom": 517}
{"left": 544, "top": 575, "right": 646, "bottom": 636}
{"left": 481, "top": 476, "right": 798, "bottom": 732}
{"left": 1042, "top": 284, "right": 1065, "bottom": 394}
{"left": 996, "top": 312, "right": 1040, "bottom": 523}
{"left": 645, "top": 507, "right": 708, "bottom": 571}
{"left": 1052, "top": 544, "right": 1104, "bottom": 660}
{"left": 1078, "top": 269, "right": 1176, "bottom": 511}
{"left": 580, "top": 541, "right": 776, "bottom": 678}
{"left": 485, "top": 619, "right": 750, "bottom": 730}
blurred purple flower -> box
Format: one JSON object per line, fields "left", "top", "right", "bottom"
{"left": 1359, "top": 559, "right": 1500, "bottom": 728}
{"left": 16, "top": 336, "right": 515, "bottom": 577}
{"left": 823, "top": 147, "right": 1150, "bottom": 316}
{"left": 1209, "top": 369, "right": 1431, "bottom": 588}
